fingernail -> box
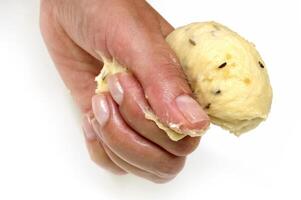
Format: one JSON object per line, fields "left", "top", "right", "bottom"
{"left": 108, "top": 75, "right": 124, "bottom": 105}
{"left": 92, "top": 95, "right": 110, "bottom": 128}
{"left": 175, "top": 94, "right": 209, "bottom": 125}
{"left": 82, "top": 113, "right": 97, "bottom": 141}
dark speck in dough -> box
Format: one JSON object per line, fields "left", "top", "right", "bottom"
{"left": 214, "top": 89, "right": 221, "bottom": 95}
{"left": 205, "top": 103, "right": 211, "bottom": 109}
{"left": 218, "top": 62, "right": 227, "bottom": 69}
{"left": 259, "top": 61, "right": 265, "bottom": 68}
{"left": 189, "top": 38, "right": 196, "bottom": 46}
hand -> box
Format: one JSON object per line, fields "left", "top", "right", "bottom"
{"left": 40, "top": 0, "right": 210, "bottom": 183}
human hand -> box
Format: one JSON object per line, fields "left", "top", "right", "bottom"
{"left": 40, "top": 0, "right": 209, "bottom": 183}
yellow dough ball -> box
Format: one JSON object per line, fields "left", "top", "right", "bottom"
{"left": 95, "top": 22, "right": 273, "bottom": 141}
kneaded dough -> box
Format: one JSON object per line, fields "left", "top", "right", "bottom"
{"left": 95, "top": 21, "right": 273, "bottom": 141}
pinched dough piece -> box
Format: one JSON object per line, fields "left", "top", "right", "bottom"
{"left": 95, "top": 58, "right": 127, "bottom": 94}
{"left": 95, "top": 21, "right": 273, "bottom": 141}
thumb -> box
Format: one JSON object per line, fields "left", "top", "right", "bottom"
{"left": 109, "top": 23, "right": 210, "bottom": 134}
{"left": 53, "top": 0, "right": 209, "bottom": 133}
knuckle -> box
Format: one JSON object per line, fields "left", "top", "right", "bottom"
{"left": 87, "top": 143, "right": 108, "bottom": 168}
{"left": 171, "top": 137, "right": 201, "bottom": 156}
{"left": 88, "top": 148, "right": 102, "bottom": 166}
{"left": 90, "top": 156, "right": 125, "bottom": 176}
{"left": 144, "top": 69, "right": 191, "bottom": 102}
{"left": 155, "top": 156, "right": 186, "bottom": 178}
{"left": 151, "top": 49, "right": 186, "bottom": 80}
{"left": 88, "top": 143, "right": 126, "bottom": 175}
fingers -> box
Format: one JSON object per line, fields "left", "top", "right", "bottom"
{"left": 82, "top": 113, "right": 126, "bottom": 175}
{"left": 102, "top": 143, "right": 173, "bottom": 183}
{"left": 92, "top": 93, "right": 186, "bottom": 178}
{"left": 107, "top": 73, "right": 201, "bottom": 156}
{"left": 91, "top": 116, "right": 172, "bottom": 183}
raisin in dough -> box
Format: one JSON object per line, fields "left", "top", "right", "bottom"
{"left": 95, "top": 22, "right": 273, "bottom": 141}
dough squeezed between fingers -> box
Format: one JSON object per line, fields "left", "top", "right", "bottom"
{"left": 95, "top": 21, "right": 273, "bottom": 141}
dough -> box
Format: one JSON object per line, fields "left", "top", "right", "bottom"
{"left": 95, "top": 22, "right": 273, "bottom": 141}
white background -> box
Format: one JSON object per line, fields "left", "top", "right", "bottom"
{"left": 1, "top": 0, "right": 301, "bottom": 199}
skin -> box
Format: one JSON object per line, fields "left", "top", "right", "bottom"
{"left": 40, "top": 0, "right": 209, "bottom": 183}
